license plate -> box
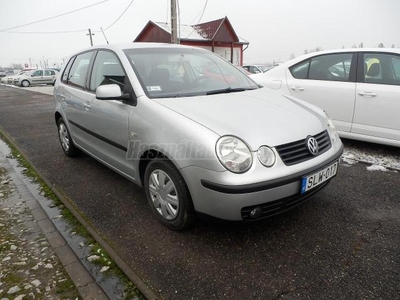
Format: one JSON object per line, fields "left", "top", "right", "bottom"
{"left": 301, "top": 161, "right": 338, "bottom": 194}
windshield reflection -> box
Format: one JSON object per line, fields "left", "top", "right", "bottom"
{"left": 124, "top": 48, "right": 259, "bottom": 98}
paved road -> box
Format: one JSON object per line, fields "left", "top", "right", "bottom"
{"left": 0, "top": 85, "right": 399, "bottom": 300}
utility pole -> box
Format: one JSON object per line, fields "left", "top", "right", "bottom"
{"left": 170, "top": 0, "right": 178, "bottom": 44}
{"left": 87, "top": 28, "right": 94, "bottom": 46}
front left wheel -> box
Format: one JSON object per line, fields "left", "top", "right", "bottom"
{"left": 21, "top": 80, "right": 30, "bottom": 87}
{"left": 144, "top": 158, "right": 196, "bottom": 230}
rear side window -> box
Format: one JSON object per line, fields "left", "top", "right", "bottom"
{"left": 290, "top": 60, "right": 309, "bottom": 79}
{"left": 44, "top": 70, "right": 54, "bottom": 76}
{"left": 290, "top": 53, "right": 353, "bottom": 82}
{"left": 363, "top": 53, "right": 400, "bottom": 86}
{"left": 66, "top": 52, "right": 94, "bottom": 89}
{"left": 393, "top": 57, "right": 400, "bottom": 78}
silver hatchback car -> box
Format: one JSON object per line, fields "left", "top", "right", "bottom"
{"left": 54, "top": 43, "right": 343, "bottom": 230}
{"left": 16, "top": 69, "right": 59, "bottom": 87}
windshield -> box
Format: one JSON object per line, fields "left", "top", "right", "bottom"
{"left": 259, "top": 65, "right": 272, "bottom": 72}
{"left": 124, "top": 47, "right": 259, "bottom": 98}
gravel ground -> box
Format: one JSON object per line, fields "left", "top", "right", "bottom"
{"left": 0, "top": 166, "right": 81, "bottom": 300}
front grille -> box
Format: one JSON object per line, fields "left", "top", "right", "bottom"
{"left": 275, "top": 130, "right": 331, "bottom": 166}
{"left": 241, "top": 180, "right": 329, "bottom": 221}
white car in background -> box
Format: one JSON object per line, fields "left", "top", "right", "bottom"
{"left": 0, "top": 72, "right": 20, "bottom": 84}
{"left": 242, "top": 64, "right": 274, "bottom": 74}
{"left": 251, "top": 48, "right": 400, "bottom": 147}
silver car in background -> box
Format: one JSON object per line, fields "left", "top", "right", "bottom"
{"left": 54, "top": 43, "right": 343, "bottom": 230}
{"left": 15, "top": 69, "right": 59, "bottom": 87}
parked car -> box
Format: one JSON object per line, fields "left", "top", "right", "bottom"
{"left": 15, "top": 69, "right": 59, "bottom": 87}
{"left": 1, "top": 72, "right": 22, "bottom": 84}
{"left": 242, "top": 64, "right": 274, "bottom": 74}
{"left": 0, "top": 71, "right": 6, "bottom": 78}
{"left": 54, "top": 43, "right": 343, "bottom": 230}
{"left": 250, "top": 48, "right": 400, "bottom": 147}
{"left": 1, "top": 74, "right": 10, "bottom": 84}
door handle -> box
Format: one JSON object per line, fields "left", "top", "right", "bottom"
{"left": 56, "top": 92, "right": 65, "bottom": 101}
{"left": 358, "top": 91, "right": 377, "bottom": 97}
{"left": 291, "top": 86, "right": 304, "bottom": 91}
{"left": 83, "top": 103, "right": 91, "bottom": 111}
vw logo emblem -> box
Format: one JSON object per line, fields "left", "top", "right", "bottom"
{"left": 306, "top": 136, "right": 319, "bottom": 155}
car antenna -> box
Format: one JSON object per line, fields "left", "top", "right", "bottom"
{"left": 100, "top": 27, "right": 109, "bottom": 44}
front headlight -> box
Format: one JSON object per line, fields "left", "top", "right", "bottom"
{"left": 324, "top": 111, "right": 338, "bottom": 141}
{"left": 216, "top": 136, "right": 253, "bottom": 173}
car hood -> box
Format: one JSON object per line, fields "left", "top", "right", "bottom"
{"left": 154, "top": 88, "right": 327, "bottom": 150}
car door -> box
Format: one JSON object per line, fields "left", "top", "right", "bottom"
{"left": 31, "top": 70, "right": 44, "bottom": 84}
{"left": 60, "top": 51, "right": 95, "bottom": 149}
{"left": 44, "top": 70, "right": 56, "bottom": 84}
{"left": 285, "top": 53, "right": 357, "bottom": 133}
{"left": 352, "top": 52, "right": 400, "bottom": 141}
{"left": 83, "top": 50, "right": 133, "bottom": 177}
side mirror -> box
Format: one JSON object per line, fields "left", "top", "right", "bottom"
{"left": 31, "top": 74, "right": 35, "bottom": 77}
{"left": 96, "top": 84, "right": 126, "bottom": 100}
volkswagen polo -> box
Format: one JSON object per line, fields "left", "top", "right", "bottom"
{"left": 54, "top": 43, "right": 343, "bottom": 230}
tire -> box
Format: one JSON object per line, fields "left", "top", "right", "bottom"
{"left": 57, "top": 117, "right": 79, "bottom": 157}
{"left": 144, "top": 158, "right": 196, "bottom": 230}
{"left": 21, "top": 80, "right": 30, "bottom": 87}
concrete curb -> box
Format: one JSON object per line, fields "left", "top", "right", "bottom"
{"left": 0, "top": 127, "right": 159, "bottom": 300}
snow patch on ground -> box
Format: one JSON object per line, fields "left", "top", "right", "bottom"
{"left": 342, "top": 143, "right": 400, "bottom": 172}
{"left": 367, "top": 165, "right": 389, "bottom": 172}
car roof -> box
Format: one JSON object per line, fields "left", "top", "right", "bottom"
{"left": 285, "top": 48, "right": 400, "bottom": 65}
{"left": 74, "top": 42, "right": 205, "bottom": 55}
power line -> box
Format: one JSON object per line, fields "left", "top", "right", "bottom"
{"left": 166, "top": 0, "right": 169, "bottom": 23}
{"left": 2, "top": 29, "right": 88, "bottom": 34}
{"left": 177, "top": 0, "right": 181, "bottom": 42}
{"left": 0, "top": 0, "right": 110, "bottom": 32}
{"left": 184, "top": 0, "right": 209, "bottom": 39}
{"left": 0, "top": 0, "right": 134, "bottom": 35}
{"left": 189, "top": 0, "right": 209, "bottom": 25}
{"left": 97, "top": 0, "right": 135, "bottom": 32}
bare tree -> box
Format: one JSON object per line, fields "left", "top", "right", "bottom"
{"left": 392, "top": 44, "right": 395, "bottom": 48}
{"left": 10, "top": 63, "right": 23, "bottom": 70}
{"left": 289, "top": 53, "right": 295, "bottom": 60}
{"left": 359, "top": 42, "right": 364, "bottom": 48}
{"left": 377, "top": 43, "right": 384, "bottom": 48}
{"left": 352, "top": 44, "right": 357, "bottom": 48}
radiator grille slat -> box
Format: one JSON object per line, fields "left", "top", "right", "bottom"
{"left": 275, "top": 130, "right": 332, "bottom": 166}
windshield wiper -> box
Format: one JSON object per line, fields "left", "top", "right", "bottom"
{"left": 206, "top": 87, "right": 255, "bottom": 95}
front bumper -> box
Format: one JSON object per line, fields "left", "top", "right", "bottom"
{"left": 181, "top": 143, "right": 343, "bottom": 221}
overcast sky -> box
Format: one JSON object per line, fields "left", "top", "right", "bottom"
{"left": 0, "top": 0, "right": 399, "bottom": 68}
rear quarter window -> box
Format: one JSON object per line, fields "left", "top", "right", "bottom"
{"left": 290, "top": 60, "right": 310, "bottom": 79}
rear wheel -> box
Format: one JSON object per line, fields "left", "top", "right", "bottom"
{"left": 21, "top": 80, "right": 30, "bottom": 87}
{"left": 144, "top": 158, "right": 196, "bottom": 230}
{"left": 57, "top": 117, "right": 79, "bottom": 157}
